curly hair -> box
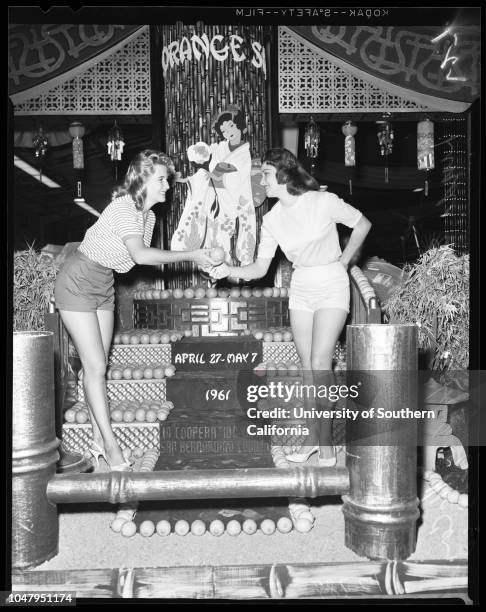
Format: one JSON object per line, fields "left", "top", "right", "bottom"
{"left": 213, "top": 108, "right": 247, "bottom": 139}
{"left": 263, "top": 148, "right": 319, "bottom": 195}
{"left": 113, "top": 150, "right": 176, "bottom": 211}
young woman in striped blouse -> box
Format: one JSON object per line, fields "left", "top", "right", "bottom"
{"left": 54, "top": 150, "right": 214, "bottom": 470}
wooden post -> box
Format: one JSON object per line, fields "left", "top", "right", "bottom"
{"left": 12, "top": 332, "right": 59, "bottom": 569}
{"left": 342, "top": 324, "right": 419, "bottom": 560}
{"left": 265, "top": 26, "right": 280, "bottom": 148}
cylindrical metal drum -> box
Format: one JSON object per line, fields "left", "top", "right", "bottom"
{"left": 342, "top": 324, "right": 419, "bottom": 560}
{"left": 12, "top": 331, "right": 59, "bottom": 569}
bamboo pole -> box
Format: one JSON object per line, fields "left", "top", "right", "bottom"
{"left": 47, "top": 466, "right": 350, "bottom": 504}
{"left": 343, "top": 324, "right": 419, "bottom": 561}
{"left": 12, "top": 332, "right": 59, "bottom": 569}
{"left": 12, "top": 561, "right": 469, "bottom": 599}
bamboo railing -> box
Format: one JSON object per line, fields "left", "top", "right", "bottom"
{"left": 12, "top": 560, "right": 468, "bottom": 599}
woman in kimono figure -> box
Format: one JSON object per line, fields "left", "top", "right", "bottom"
{"left": 208, "top": 106, "right": 256, "bottom": 266}
{"left": 171, "top": 106, "right": 257, "bottom": 269}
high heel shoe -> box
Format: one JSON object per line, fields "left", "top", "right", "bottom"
{"left": 88, "top": 441, "right": 107, "bottom": 467}
{"left": 318, "top": 446, "right": 337, "bottom": 467}
{"left": 88, "top": 442, "right": 132, "bottom": 471}
{"left": 286, "top": 446, "right": 319, "bottom": 463}
{"left": 107, "top": 446, "right": 133, "bottom": 471}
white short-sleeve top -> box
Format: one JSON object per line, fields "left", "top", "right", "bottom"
{"left": 257, "top": 190, "right": 362, "bottom": 268}
{"left": 78, "top": 195, "right": 156, "bottom": 273}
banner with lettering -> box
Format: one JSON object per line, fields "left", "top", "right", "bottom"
{"left": 9, "top": 24, "right": 145, "bottom": 102}
{"left": 289, "top": 25, "right": 480, "bottom": 108}
{"left": 161, "top": 31, "right": 266, "bottom": 78}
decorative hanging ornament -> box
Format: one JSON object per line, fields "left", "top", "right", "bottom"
{"left": 417, "top": 118, "right": 435, "bottom": 197}
{"left": 32, "top": 126, "right": 48, "bottom": 159}
{"left": 107, "top": 121, "right": 125, "bottom": 181}
{"left": 342, "top": 120, "right": 357, "bottom": 195}
{"left": 376, "top": 118, "right": 394, "bottom": 183}
{"left": 304, "top": 116, "right": 320, "bottom": 176}
{"left": 68, "top": 121, "right": 85, "bottom": 169}
{"left": 32, "top": 126, "right": 48, "bottom": 184}
{"left": 304, "top": 116, "right": 319, "bottom": 158}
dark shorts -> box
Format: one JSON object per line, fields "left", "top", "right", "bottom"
{"left": 54, "top": 250, "right": 115, "bottom": 312}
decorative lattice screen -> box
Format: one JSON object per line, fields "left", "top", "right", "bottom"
{"left": 278, "top": 27, "right": 428, "bottom": 114}
{"left": 14, "top": 27, "right": 151, "bottom": 115}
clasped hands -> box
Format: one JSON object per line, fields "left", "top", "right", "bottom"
{"left": 202, "top": 261, "right": 231, "bottom": 280}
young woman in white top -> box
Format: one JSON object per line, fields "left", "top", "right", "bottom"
{"left": 54, "top": 150, "right": 214, "bottom": 470}
{"left": 209, "top": 148, "right": 371, "bottom": 465}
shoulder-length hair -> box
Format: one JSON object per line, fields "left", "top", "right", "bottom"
{"left": 262, "top": 148, "right": 319, "bottom": 195}
{"left": 112, "top": 150, "right": 175, "bottom": 211}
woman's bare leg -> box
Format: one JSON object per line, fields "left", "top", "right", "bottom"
{"left": 290, "top": 308, "right": 319, "bottom": 448}
{"left": 311, "top": 308, "right": 348, "bottom": 459}
{"left": 81, "top": 309, "right": 114, "bottom": 449}
{"left": 59, "top": 310, "right": 125, "bottom": 466}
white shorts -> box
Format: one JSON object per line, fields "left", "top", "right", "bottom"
{"left": 289, "top": 262, "right": 350, "bottom": 313}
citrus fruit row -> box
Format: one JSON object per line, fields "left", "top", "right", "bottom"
{"left": 64, "top": 399, "right": 175, "bottom": 424}
{"left": 134, "top": 286, "right": 289, "bottom": 300}
{"left": 113, "top": 329, "right": 186, "bottom": 344}
{"left": 253, "top": 362, "right": 301, "bottom": 377}
{"left": 106, "top": 363, "right": 176, "bottom": 380}
{"left": 111, "top": 516, "right": 299, "bottom": 538}
{"left": 251, "top": 327, "right": 293, "bottom": 342}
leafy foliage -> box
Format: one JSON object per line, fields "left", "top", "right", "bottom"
{"left": 383, "top": 246, "right": 469, "bottom": 370}
{"left": 13, "top": 245, "right": 59, "bottom": 331}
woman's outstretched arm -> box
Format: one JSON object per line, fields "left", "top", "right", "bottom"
{"left": 225, "top": 257, "right": 273, "bottom": 281}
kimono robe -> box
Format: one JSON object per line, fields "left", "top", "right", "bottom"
{"left": 171, "top": 141, "right": 256, "bottom": 266}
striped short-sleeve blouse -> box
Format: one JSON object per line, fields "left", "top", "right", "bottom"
{"left": 78, "top": 195, "right": 156, "bottom": 273}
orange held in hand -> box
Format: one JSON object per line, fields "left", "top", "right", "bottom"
{"left": 210, "top": 246, "right": 225, "bottom": 264}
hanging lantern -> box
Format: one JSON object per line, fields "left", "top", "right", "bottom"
{"left": 304, "top": 116, "right": 320, "bottom": 158}
{"left": 68, "top": 121, "right": 85, "bottom": 169}
{"left": 342, "top": 120, "right": 357, "bottom": 195}
{"left": 107, "top": 121, "right": 125, "bottom": 181}
{"left": 32, "top": 126, "right": 49, "bottom": 184}
{"left": 417, "top": 118, "right": 435, "bottom": 197}
{"left": 304, "top": 116, "right": 320, "bottom": 176}
{"left": 107, "top": 121, "right": 125, "bottom": 161}
{"left": 32, "top": 126, "right": 48, "bottom": 159}
{"left": 376, "top": 118, "right": 394, "bottom": 183}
